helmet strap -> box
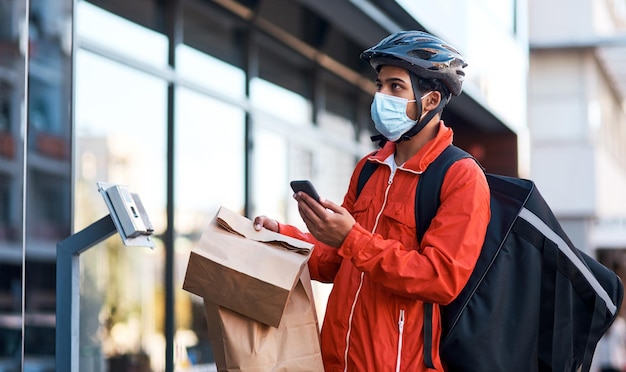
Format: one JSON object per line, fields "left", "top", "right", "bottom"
{"left": 396, "top": 73, "right": 448, "bottom": 142}
{"left": 369, "top": 73, "right": 450, "bottom": 147}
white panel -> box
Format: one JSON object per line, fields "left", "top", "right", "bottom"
{"left": 595, "top": 149, "right": 626, "bottom": 217}
{"left": 528, "top": 0, "right": 594, "bottom": 42}
{"left": 531, "top": 144, "right": 595, "bottom": 216}
{"left": 529, "top": 53, "right": 584, "bottom": 95}
{"left": 529, "top": 98, "right": 587, "bottom": 141}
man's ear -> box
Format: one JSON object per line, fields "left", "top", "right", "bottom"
{"left": 423, "top": 91, "right": 442, "bottom": 111}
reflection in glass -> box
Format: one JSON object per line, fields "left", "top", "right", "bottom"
{"left": 173, "top": 87, "right": 245, "bottom": 368}
{"left": 250, "top": 78, "right": 311, "bottom": 127}
{"left": 0, "top": 0, "right": 27, "bottom": 369}
{"left": 76, "top": 0, "right": 168, "bottom": 68}
{"left": 10, "top": 0, "right": 73, "bottom": 370}
{"left": 176, "top": 3, "right": 248, "bottom": 366}
{"left": 253, "top": 127, "right": 290, "bottom": 222}
{"left": 250, "top": 78, "right": 340, "bottom": 226}
{"left": 176, "top": 45, "right": 245, "bottom": 100}
{"left": 75, "top": 48, "right": 167, "bottom": 370}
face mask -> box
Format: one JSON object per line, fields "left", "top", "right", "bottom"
{"left": 370, "top": 91, "right": 432, "bottom": 142}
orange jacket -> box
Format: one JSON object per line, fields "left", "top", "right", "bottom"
{"left": 279, "top": 122, "right": 490, "bottom": 371}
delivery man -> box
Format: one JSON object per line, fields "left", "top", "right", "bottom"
{"left": 254, "top": 30, "right": 490, "bottom": 371}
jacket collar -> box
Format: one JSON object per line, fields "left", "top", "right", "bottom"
{"left": 368, "top": 121, "right": 454, "bottom": 173}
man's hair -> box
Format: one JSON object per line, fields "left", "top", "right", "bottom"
{"left": 415, "top": 75, "right": 451, "bottom": 102}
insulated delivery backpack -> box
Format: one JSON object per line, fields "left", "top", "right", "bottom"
{"left": 356, "top": 145, "right": 624, "bottom": 372}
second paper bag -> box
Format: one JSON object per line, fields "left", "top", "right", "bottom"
{"left": 204, "top": 268, "right": 324, "bottom": 372}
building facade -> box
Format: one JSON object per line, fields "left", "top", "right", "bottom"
{"left": 528, "top": 0, "right": 626, "bottom": 319}
{"left": 0, "top": 0, "right": 525, "bottom": 370}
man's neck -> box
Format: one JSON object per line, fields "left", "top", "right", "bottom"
{"left": 394, "top": 119, "right": 440, "bottom": 166}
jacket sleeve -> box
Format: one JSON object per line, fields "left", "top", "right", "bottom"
{"left": 338, "top": 158, "right": 491, "bottom": 305}
{"left": 276, "top": 223, "right": 342, "bottom": 283}
{"left": 277, "top": 155, "right": 373, "bottom": 283}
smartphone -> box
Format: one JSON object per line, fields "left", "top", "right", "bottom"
{"left": 290, "top": 180, "right": 321, "bottom": 203}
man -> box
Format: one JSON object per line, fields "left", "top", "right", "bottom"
{"left": 254, "top": 31, "right": 490, "bottom": 371}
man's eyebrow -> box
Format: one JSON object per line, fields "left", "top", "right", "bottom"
{"left": 375, "top": 77, "right": 409, "bottom": 84}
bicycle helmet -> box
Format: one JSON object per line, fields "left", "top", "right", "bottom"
{"left": 362, "top": 31, "right": 468, "bottom": 145}
{"left": 360, "top": 30, "right": 467, "bottom": 96}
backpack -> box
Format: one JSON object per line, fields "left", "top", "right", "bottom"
{"left": 356, "top": 145, "right": 624, "bottom": 372}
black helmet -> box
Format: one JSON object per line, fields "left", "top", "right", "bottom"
{"left": 360, "top": 30, "right": 467, "bottom": 96}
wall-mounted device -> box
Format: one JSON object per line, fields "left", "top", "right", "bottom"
{"left": 97, "top": 182, "right": 155, "bottom": 247}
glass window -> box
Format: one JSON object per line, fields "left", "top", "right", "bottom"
{"left": 256, "top": 39, "right": 313, "bottom": 115}
{"left": 180, "top": 0, "right": 246, "bottom": 71}
{"left": 253, "top": 127, "right": 291, "bottom": 222}
{"left": 1, "top": 0, "right": 24, "bottom": 367}
{"left": 74, "top": 48, "right": 167, "bottom": 371}
{"left": 176, "top": 45, "right": 246, "bottom": 100}
{"left": 173, "top": 87, "right": 246, "bottom": 368}
{"left": 23, "top": 1, "right": 74, "bottom": 371}
{"left": 250, "top": 78, "right": 312, "bottom": 127}
{"left": 176, "top": 3, "right": 248, "bottom": 367}
{"left": 250, "top": 76, "right": 314, "bottom": 226}
{"left": 316, "top": 113, "right": 358, "bottom": 200}
{"left": 174, "top": 88, "right": 245, "bottom": 227}
{"left": 76, "top": 1, "right": 168, "bottom": 68}
{"left": 178, "top": 0, "right": 247, "bottom": 101}
{"left": 250, "top": 67, "right": 367, "bottom": 227}
{"left": 26, "top": 171, "right": 70, "bottom": 240}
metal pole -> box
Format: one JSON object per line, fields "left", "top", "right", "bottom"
{"left": 55, "top": 214, "right": 116, "bottom": 371}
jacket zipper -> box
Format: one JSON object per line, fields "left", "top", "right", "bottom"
{"left": 396, "top": 309, "right": 405, "bottom": 372}
{"left": 344, "top": 272, "right": 364, "bottom": 371}
{"left": 373, "top": 175, "right": 393, "bottom": 231}
{"left": 343, "top": 168, "right": 395, "bottom": 372}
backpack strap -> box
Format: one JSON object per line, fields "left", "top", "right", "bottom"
{"left": 416, "top": 145, "right": 472, "bottom": 241}
{"left": 356, "top": 152, "right": 379, "bottom": 199}
{"left": 356, "top": 161, "right": 379, "bottom": 199}
{"left": 418, "top": 145, "right": 472, "bottom": 369}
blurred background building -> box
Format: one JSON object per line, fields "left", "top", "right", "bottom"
{"left": 0, "top": 0, "right": 623, "bottom": 371}
{"left": 528, "top": 2, "right": 626, "bottom": 369}
{"left": 529, "top": 0, "right": 626, "bottom": 294}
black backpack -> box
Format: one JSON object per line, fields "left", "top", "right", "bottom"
{"left": 356, "top": 145, "right": 624, "bottom": 372}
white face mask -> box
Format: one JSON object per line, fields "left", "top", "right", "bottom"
{"left": 370, "top": 91, "right": 432, "bottom": 142}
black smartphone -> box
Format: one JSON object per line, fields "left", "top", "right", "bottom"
{"left": 290, "top": 180, "right": 321, "bottom": 203}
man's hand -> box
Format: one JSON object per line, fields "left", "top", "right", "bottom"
{"left": 253, "top": 215, "right": 279, "bottom": 232}
{"left": 294, "top": 192, "right": 356, "bottom": 248}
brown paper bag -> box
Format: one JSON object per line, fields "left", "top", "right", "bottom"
{"left": 183, "top": 206, "right": 313, "bottom": 327}
{"left": 204, "top": 268, "right": 324, "bottom": 372}
{"left": 182, "top": 206, "right": 323, "bottom": 371}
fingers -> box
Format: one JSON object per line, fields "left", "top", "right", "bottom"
{"left": 292, "top": 192, "right": 355, "bottom": 247}
{"left": 253, "top": 216, "right": 263, "bottom": 230}
{"left": 294, "top": 192, "right": 327, "bottom": 215}
{"left": 319, "top": 197, "right": 343, "bottom": 214}
{"left": 253, "top": 192, "right": 345, "bottom": 235}
{"left": 295, "top": 192, "right": 347, "bottom": 218}
{"left": 253, "top": 216, "right": 278, "bottom": 232}
{"left": 294, "top": 192, "right": 326, "bottom": 227}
